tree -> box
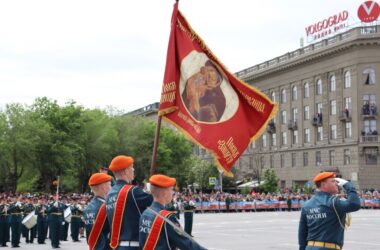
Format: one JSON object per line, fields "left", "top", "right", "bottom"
{"left": 187, "top": 156, "right": 218, "bottom": 191}
{"left": 0, "top": 104, "right": 35, "bottom": 192}
{"left": 259, "top": 169, "right": 279, "bottom": 193}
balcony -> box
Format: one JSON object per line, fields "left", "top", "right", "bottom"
{"left": 287, "top": 120, "right": 298, "bottom": 130}
{"left": 362, "top": 104, "right": 377, "bottom": 119}
{"left": 267, "top": 122, "right": 276, "bottom": 134}
{"left": 360, "top": 134, "right": 379, "bottom": 143}
{"left": 339, "top": 110, "right": 352, "bottom": 122}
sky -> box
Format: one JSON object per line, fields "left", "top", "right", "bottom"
{"left": 0, "top": 0, "right": 370, "bottom": 112}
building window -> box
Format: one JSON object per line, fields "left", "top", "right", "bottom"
{"left": 365, "top": 147, "right": 378, "bottom": 165}
{"left": 262, "top": 134, "right": 267, "bottom": 147}
{"left": 329, "top": 75, "right": 336, "bottom": 92}
{"left": 292, "top": 108, "right": 298, "bottom": 122}
{"left": 345, "top": 122, "right": 352, "bottom": 138}
{"left": 292, "top": 153, "right": 297, "bottom": 167}
{"left": 280, "top": 154, "right": 285, "bottom": 168}
{"left": 317, "top": 127, "right": 323, "bottom": 141}
{"left": 293, "top": 130, "right": 298, "bottom": 144}
{"left": 292, "top": 86, "right": 298, "bottom": 101}
{"left": 304, "top": 82, "right": 310, "bottom": 98}
{"left": 260, "top": 156, "right": 265, "bottom": 169}
{"left": 363, "top": 120, "right": 377, "bottom": 134}
{"left": 363, "top": 68, "right": 376, "bottom": 85}
{"left": 304, "top": 128, "right": 310, "bottom": 143}
{"left": 344, "top": 149, "right": 351, "bottom": 165}
{"left": 344, "top": 97, "right": 352, "bottom": 111}
{"left": 271, "top": 91, "right": 276, "bottom": 102}
{"left": 252, "top": 141, "right": 256, "bottom": 149}
{"left": 316, "top": 79, "right": 323, "bottom": 95}
{"left": 316, "top": 151, "right": 322, "bottom": 166}
{"left": 330, "top": 124, "right": 337, "bottom": 140}
{"left": 329, "top": 150, "right": 335, "bottom": 166}
{"left": 281, "top": 132, "right": 287, "bottom": 146}
{"left": 270, "top": 155, "right": 274, "bottom": 168}
{"left": 303, "top": 152, "right": 309, "bottom": 167}
{"left": 362, "top": 94, "right": 377, "bottom": 115}
{"left": 271, "top": 133, "right": 277, "bottom": 146}
{"left": 304, "top": 106, "right": 310, "bottom": 120}
{"left": 316, "top": 103, "right": 323, "bottom": 113}
{"left": 281, "top": 110, "right": 287, "bottom": 124}
{"left": 344, "top": 71, "right": 351, "bottom": 88}
{"left": 281, "top": 89, "right": 287, "bottom": 103}
{"left": 330, "top": 100, "right": 336, "bottom": 115}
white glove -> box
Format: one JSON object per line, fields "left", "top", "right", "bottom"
{"left": 54, "top": 202, "right": 58, "bottom": 207}
{"left": 145, "top": 183, "right": 151, "bottom": 193}
{"left": 335, "top": 178, "right": 348, "bottom": 187}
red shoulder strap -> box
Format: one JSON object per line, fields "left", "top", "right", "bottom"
{"left": 88, "top": 204, "right": 107, "bottom": 250}
{"left": 110, "top": 185, "right": 133, "bottom": 249}
{"left": 143, "top": 210, "right": 173, "bottom": 250}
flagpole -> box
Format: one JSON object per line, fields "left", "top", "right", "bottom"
{"left": 150, "top": 115, "right": 162, "bottom": 175}
{"left": 56, "top": 176, "right": 60, "bottom": 201}
{"left": 150, "top": 0, "right": 179, "bottom": 175}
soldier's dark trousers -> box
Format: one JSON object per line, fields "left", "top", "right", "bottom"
{"left": 10, "top": 215, "right": 22, "bottom": 247}
{"left": 22, "top": 225, "right": 36, "bottom": 243}
{"left": 37, "top": 218, "right": 46, "bottom": 243}
{"left": 184, "top": 211, "right": 193, "bottom": 236}
{"left": 49, "top": 216, "right": 61, "bottom": 248}
{"left": 60, "top": 221, "right": 69, "bottom": 241}
{"left": 0, "top": 215, "right": 7, "bottom": 246}
{"left": 70, "top": 217, "right": 81, "bottom": 241}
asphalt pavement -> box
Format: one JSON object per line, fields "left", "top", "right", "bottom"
{"left": 8, "top": 209, "right": 380, "bottom": 250}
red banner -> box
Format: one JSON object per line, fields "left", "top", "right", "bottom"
{"left": 159, "top": 3, "right": 278, "bottom": 174}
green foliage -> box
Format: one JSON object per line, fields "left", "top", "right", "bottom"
{"left": 241, "top": 186, "right": 251, "bottom": 195}
{"left": 259, "top": 169, "right": 279, "bottom": 193}
{"left": 0, "top": 97, "right": 200, "bottom": 193}
{"left": 186, "top": 156, "right": 218, "bottom": 191}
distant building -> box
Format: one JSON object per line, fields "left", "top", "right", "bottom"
{"left": 232, "top": 25, "right": 380, "bottom": 190}
{"left": 127, "top": 102, "right": 159, "bottom": 120}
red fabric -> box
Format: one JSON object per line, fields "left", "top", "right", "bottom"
{"left": 109, "top": 185, "right": 133, "bottom": 249}
{"left": 159, "top": 2, "right": 277, "bottom": 173}
{"left": 143, "top": 210, "right": 172, "bottom": 250}
{"left": 88, "top": 204, "right": 107, "bottom": 250}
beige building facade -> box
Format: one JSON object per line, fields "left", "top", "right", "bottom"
{"left": 233, "top": 25, "right": 380, "bottom": 190}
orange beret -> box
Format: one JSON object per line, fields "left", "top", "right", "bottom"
{"left": 313, "top": 172, "right": 336, "bottom": 184}
{"left": 88, "top": 173, "right": 112, "bottom": 186}
{"left": 149, "top": 174, "right": 176, "bottom": 188}
{"left": 109, "top": 155, "right": 134, "bottom": 172}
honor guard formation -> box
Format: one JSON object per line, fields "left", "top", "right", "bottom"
{"left": 0, "top": 157, "right": 376, "bottom": 250}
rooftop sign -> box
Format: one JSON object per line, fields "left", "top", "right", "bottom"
{"left": 358, "top": 1, "right": 380, "bottom": 23}
{"left": 305, "top": 11, "right": 349, "bottom": 42}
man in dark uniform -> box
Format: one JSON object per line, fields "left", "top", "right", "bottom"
{"left": 22, "top": 197, "right": 36, "bottom": 244}
{"left": 47, "top": 198, "right": 65, "bottom": 248}
{"left": 8, "top": 197, "right": 24, "bottom": 248}
{"left": 0, "top": 198, "right": 8, "bottom": 247}
{"left": 139, "top": 174, "right": 206, "bottom": 250}
{"left": 70, "top": 198, "right": 83, "bottom": 242}
{"left": 84, "top": 173, "right": 112, "bottom": 250}
{"left": 35, "top": 198, "right": 48, "bottom": 244}
{"left": 105, "top": 155, "right": 153, "bottom": 250}
{"left": 59, "top": 198, "right": 69, "bottom": 242}
{"left": 298, "top": 172, "right": 361, "bottom": 250}
{"left": 183, "top": 196, "right": 196, "bottom": 237}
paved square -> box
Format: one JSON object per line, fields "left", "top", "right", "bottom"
{"left": 10, "top": 210, "right": 380, "bottom": 249}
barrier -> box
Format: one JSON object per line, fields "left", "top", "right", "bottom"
{"left": 194, "top": 198, "right": 380, "bottom": 212}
